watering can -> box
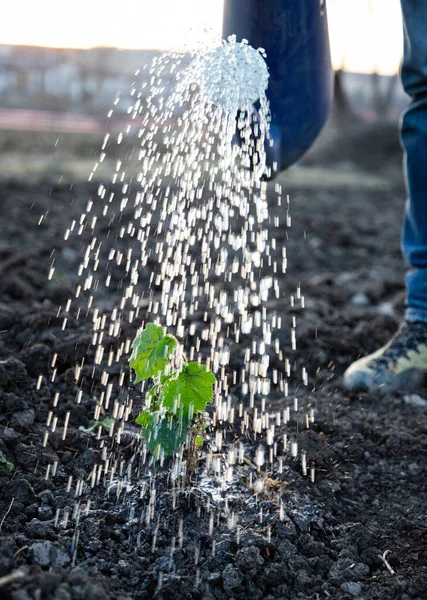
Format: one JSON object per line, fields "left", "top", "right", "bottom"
{"left": 222, "top": 0, "right": 333, "bottom": 172}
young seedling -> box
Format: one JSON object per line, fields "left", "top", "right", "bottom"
{"left": 129, "top": 323, "right": 215, "bottom": 482}
{"left": 0, "top": 439, "right": 14, "bottom": 473}
{"left": 79, "top": 417, "right": 116, "bottom": 435}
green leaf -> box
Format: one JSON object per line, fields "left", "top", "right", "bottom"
{"left": 0, "top": 447, "right": 14, "bottom": 472}
{"left": 145, "top": 384, "right": 161, "bottom": 411}
{"left": 100, "top": 417, "right": 115, "bottom": 431}
{"left": 139, "top": 411, "right": 190, "bottom": 457}
{"left": 79, "top": 417, "right": 115, "bottom": 435}
{"left": 195, "top": 434, "right": 204, "bottom": 447}
{"left": 129, "top": 324, "right": 177, "bottom": 383}
{"left": 162, "top": 362, "right": 215, "bottom": 415}
{"left": 135, "top": 409, "right": 155, "bottom": 427}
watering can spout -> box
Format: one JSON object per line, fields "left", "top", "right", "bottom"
{"left": 222, "top": 0, "right": 333, "bottom": 172}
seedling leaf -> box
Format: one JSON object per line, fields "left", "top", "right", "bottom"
{"left": 130, "top": 324, "right": 217, "bottom": 470}
{"left": 135, "top": 409, "right": 154, "bottom": 428}
{"left": 162, "top": 362, "right": 215, "bottom": 414}
{"left": 145, "top": 384, "right": 161, "bottom": 411}
{"left": 79, "top": 417, "right": 115, "bottom": 435}
{"left": 0, "top": 445, "right": 14, "bottom": 472}
{"left": 130, "top": 324, "right": 177, "bottom": 382}
{"left": 139, "top": 411, "right": 190, "bottom": 457}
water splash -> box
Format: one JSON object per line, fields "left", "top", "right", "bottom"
{"left": 43, "top": 36, "right": 312, "bottom": 519}
{"left": 188, "top": 36, "right": 269, "bottom": 113}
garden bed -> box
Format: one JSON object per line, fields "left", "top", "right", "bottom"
{"left": 0, "top": 125, "right": 426, "bottom": 599}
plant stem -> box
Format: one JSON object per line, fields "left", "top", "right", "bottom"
{"left": 184, "top": 414, "right": 204, "bottom": 486}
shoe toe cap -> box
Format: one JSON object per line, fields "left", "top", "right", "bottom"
{"left": 343, "top": 368, "right": 371, "bottom": 393}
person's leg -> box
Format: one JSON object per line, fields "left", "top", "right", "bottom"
{"left": 344, "top": 0, "right": 427, "bottom": 393}
{"left": 401, "top": 0, "right": 427, "bottom": 321}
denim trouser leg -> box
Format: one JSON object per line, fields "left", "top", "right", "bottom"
{"left": 400, "top": 1, "right": 427, "bottom": 323}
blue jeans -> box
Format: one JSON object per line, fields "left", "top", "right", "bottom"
{"left": 400, "top": 0, "right": 427, "bottom": 323}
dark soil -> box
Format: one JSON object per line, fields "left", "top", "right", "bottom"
{"left": 0, "top": 122, "right": 427, "bottom": 600}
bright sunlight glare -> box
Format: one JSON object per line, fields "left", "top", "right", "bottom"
{"left": 0, "top": 0, "right": 224, "bottom": 51}
{"left": 1, "top": 0, "right": 403, "bottom": 75}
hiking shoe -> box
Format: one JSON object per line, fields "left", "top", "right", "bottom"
{"left": 343, "top": 321, "right": 427, "bottom": 394}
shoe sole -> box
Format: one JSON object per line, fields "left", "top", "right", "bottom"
{"left": 343, "top": 367, "right": 425, "bottom": 395}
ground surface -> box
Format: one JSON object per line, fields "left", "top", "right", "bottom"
{"left": 0, "top": 119, "right": 426, "bottom": 600}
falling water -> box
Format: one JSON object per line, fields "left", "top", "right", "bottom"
{"left": 42, "top": 35, "right": 313, "bottom": 563}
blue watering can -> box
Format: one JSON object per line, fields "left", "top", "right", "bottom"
{"left": 222, "top": 0, "right": 333, "bottom": 172}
